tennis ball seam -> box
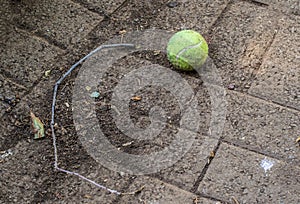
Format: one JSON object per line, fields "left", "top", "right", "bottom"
{"left": 175, "top": 41, "right": 203, "bottom": 61}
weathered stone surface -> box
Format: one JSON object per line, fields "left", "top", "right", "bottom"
{"left": 198, "top": 143, "right": 300, "bottom": 203}
{"left": 223, "top": 91, "right": 300, "bottom": 164}
{"left": 2, "top": 0, "right": 102, "bottom": 48}
{"left": 249, "top": 16, "right": 300, "bottom": 110}
{"left": 119, "top": 176, "right": 218, "bottom": 204}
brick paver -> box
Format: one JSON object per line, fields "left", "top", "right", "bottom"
{"left": 209, "top": 1, "right": 282, "bottom": 91}
{"left": 249, "top": 16, "right": 300, "bottom": 110}
{"left": 74, "top": 0, "right": 126, "bottom": 15}
{"left": 119, "top": 176, "right": 218, "bottom": 204}
{"left": 198, "top": 143, "right": 300, "bottom": 203}
{"left": 223, "top": 91, "right": 299, "bottom": 164}
{"left": 1, "top": 0, "right": 300, "bottom": 203}
{"left": 2, "top": 0, "right": 102, "bottom": 48}
{"left": 152, "top": 0, "right": 229, "bottom": 32}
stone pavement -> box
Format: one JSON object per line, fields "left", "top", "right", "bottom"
{"left": 0, "top": 0, "right": 299, "bottom": 203}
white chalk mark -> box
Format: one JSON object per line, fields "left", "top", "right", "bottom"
{"left": 260, "top": 158, "right": 274, "bottom": 173}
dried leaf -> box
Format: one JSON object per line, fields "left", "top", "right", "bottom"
{"left": 131, "top": 96, "right": 142, "bottom": 101}
{"left": 153, "top": 50, "right": 161, "bottom": 56}
{"left": 30, "top": 111, "right": 45, "bottom": 139}
{"left": 119, "top": 30, "right": 127, "bottom": 35}
{"left": 210, "top": 151, "right": 215, "bottom": 158}
{"left": 44, "top": 70, "right": 51, "bottom": 77}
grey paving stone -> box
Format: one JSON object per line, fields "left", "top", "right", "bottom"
{"left": 223, "top": 91, "right": 300, "bottom": 164}
{"left": 74, "top": 0, "right": 125, "bottom": 15}
{"left": 2, "top": 0, "right": 102, "bottom": 48}
{"left": 42, "top": 164, "right": 132, "bottom": 204}
{"left": 0, "top": 74, "right": 26, "bottom": 117}
{"left": 198, "top": 143, "right": 300, "bottom": 204}
{"left": 249, "top": 16, "right": 300, "bottom": 110}
{"left": 152, "top": 0, "right": 229, "bottom": 32}
{"left": 156, "top": 135, "right": 218, "bottom": 191}
{"left": 208, "top": 1, "right": 281, "bottom": 91}
{"left": 0, "top": 20, "right": 62, "bottom": 88}
{"left": 72, "top": 53, "right": 218, "bottom": 188}
{"left": 255, "top": 0, "right": 300, "bottom": 15}
{"left": 1, "top": 140, "right": 53, "bottom": 203}
{"left": 119, "top": 176, "right": 217, "bottom": 204}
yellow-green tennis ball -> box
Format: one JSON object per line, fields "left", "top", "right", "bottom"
{"left": 167, "top": 30, "right": 208, "bottom": 71}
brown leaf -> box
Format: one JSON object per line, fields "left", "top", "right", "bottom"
{"left": 131, "top": 96, "right": 142, "bottom": 101}
{"left": 30, "top": 111, "right": 45, "bottom": 139}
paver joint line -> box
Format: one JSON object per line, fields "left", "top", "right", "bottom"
{"left": 51, "top": 43, "right": 135, "bottom": 195}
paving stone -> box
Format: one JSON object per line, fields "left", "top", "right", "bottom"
{"left": 2, "top": 0, "right": 102, "bottom": 48}
{"left": 249, "top": 16, "right": 300, "bottom": 110}
{"left": 0, "top": 20, "right": 63, "bottom": 88}
{"left": 208, "top": 1, "right": 281, "bottom": 91}
{"left": 1, "top": 140, "right": 53, "bottom": 203}
{"left": 255, "top": 0, "right": 300, "bottom": 15}
{"left": 198, "top": 143, "right": 300, "bottom": 203}
{"left": 0, "top": 74, "right": 26, "bottom": 117}
{"left": 119, "top": 176, "right": 218, "bottom": 204}
{"left": 223, "top": 91, "right": 300, "bottom": 164}
{"left": 72, "top": 52, "right": 218, "bottom": 187}
{"left": 156, "top": 135, "right": 218, "bottom": 191}
{"left": 42, "top": 164, "right": 132, "bottom": 204}
{"left": 74, "top": 0, "right": 125, "bottom": 15}
{"left": 152, "top": 0, "right": 229, "bottom": 32}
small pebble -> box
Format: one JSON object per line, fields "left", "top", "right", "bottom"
{"left": 228, "top": 84, "right": 235, "bottom": 90}
{"left": 90, "top": 91, "right": 100, "bottom": 98}
{"left": 167, "top": 1, "right": 179, "bottom": 8}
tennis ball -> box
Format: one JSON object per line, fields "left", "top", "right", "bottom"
{"left": 167, "top": 30, "right": 208, "bottom": 71}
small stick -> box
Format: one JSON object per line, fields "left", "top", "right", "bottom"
{"left": 231, "top": 196, "right": 240, "bottom": 204}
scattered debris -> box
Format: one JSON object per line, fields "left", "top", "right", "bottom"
{"left": 120, "top": 185, "right": 145, "bottom": 196}
{"left": 153, "top": 50, "right": 161, "bottom": 56}
{"left": 65, "top": 102, "right": 70, "bottom": 108}
{"left": 131, "top": 96, "right": 142, "bottom": 101}
{"left": 44, "top": 70, "right": 51, "bottom": 77}
{"left": 296, "top": 137, "right": 300, "bottom": 145}
{"left": 250, "top": 0, "right": 269, "bottom": 6}
{"left": 122, "top": 141, "right": 134, "bottom": 147}
{"left": 210, "top": 150, "right": 215, "bottom": 158}
{"left": 119, "top": 30, "right": 127, "bottom": 35}
{"left": 231, "top": 196, "right": 240, "bottom": 204}
{"left": 260, "top": 158, "right": 274, "bottom": 173}
{"left": 193, "top": 196, "right": 200, "bottom": 204}
{"left": 167, "top": 1, "right": 179, "bottom": 8}
{"left": 1, "top": 149, "right": 13, "bottom": 159}
{"left": 30, "top": 111, "right": 45, "bottom": 139}
{"left": 90, "top": 91, "right": 100, "bottom": 98}
{"left": 85, "top": 86, "right": 91, "bottom": 91}
{"left": 228, "top": 84, "right": 235, "bottom": 90}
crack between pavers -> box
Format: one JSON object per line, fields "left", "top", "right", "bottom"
{"left": 12, "top": 24, "right": 67, "bottom": 51}
{"left": 190, "top": 140, "right": 222, "bottom": 193}
{"left": 69, "top": 0, "right": 110, "bottom": 18}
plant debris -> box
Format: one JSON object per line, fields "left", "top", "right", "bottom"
{"left": 30, "top": 111, "right": 45, "bottom": 139}
{"left": 131, "top": 96, "right": 142, "bottom": 101}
